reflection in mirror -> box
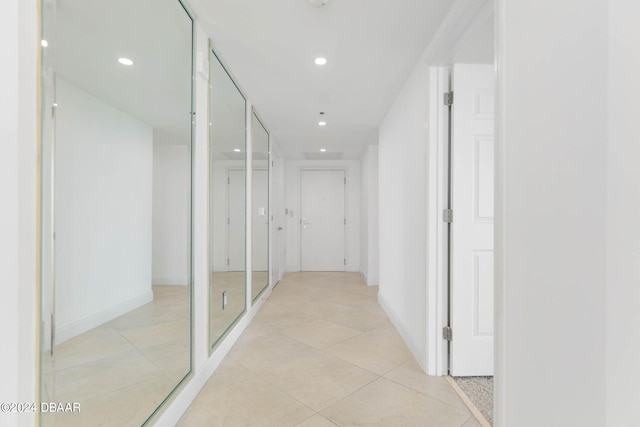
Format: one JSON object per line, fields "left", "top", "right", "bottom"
{"left": 39, "top": 0, "right": 193, "bottom": 425}
{"left": 209, "top": 48, "right": 247, "bottom": 349}
{"left": 252, "top": 113, "right": 270, "bottom": 302}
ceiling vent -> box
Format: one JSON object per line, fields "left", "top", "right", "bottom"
{"left": 309, "top": 0, "right": 329, "bottom": 8}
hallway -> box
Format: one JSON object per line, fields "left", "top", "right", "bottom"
{"left": 178, "top": 273, "right": 479, "bottom": 426}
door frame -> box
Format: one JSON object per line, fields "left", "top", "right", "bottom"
{"left": 423, "top": 0, "right": 495, "bottom": 377}
{"left": 297, "top": 167, "right": 348, "bottom": 272}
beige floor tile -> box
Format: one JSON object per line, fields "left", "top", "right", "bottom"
{"left": 48, "top": 324, "right": 136, "bottom": 371}
{"left": 120, "top": 319, "right": 189, "bottom": 349}
{"left": 321, "top": 377, "right": 471, "bottom": 427}
{"left": 295, "top": 299, "right": 353, "bottom": 319}
{"left": 384, "top": 359, "right": 469, "bottom": 411}
{"left": 295, "top": 414, "right": 339, "bottom": 427}
{"left": 324, "top": 306, "right": 393, "bottom": 332}
{"left": 267, "top": 289, "right": 319, "bottom": 307}
{"left": 261, "top": 352, "right": 378, "bottom": 411}
{"left": 461, "top": 416, "right": 484, "bottom": 427}
{"left": 252, "top": 302, "right": 317, "bottom": 328}
{"left": 47, "top": 351, "right": 164, "bottom": 402}
{"left": 324, "top": 292, "right": 377, "bottom": 308}
{"left": 178, "top": 367, "right": 314, "bottom": 427}
{"left": 43, "top": 376, "right": 176, "bottom": 427}
{"left": 230, "top": 331, "right": 323, "bottom": 374}
{"left": 326, "top": 327, "right": 412, "bottom": 375}
{"left": 283, "top": 319, "right": 362, "bottom": 349}
{"left": 140, "top": 337, "right": 190, "bottom": 379}
{"left": 107, "top": 302, "right": 183, "bottom": 332}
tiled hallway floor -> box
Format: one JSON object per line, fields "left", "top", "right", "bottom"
{"left": 179, "top": 272, "right": 480, "bottom": 427}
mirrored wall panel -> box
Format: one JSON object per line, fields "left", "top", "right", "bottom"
{"left": 209, "top": 48, "right": 247, "bottom": 349}
{"left": 252, "top": 113, "right": 270, "bottom": 302}
{"left": 39, "top": 0, "right": 193, "bottom": 425}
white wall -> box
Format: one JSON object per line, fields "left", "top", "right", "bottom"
{"left": 606, "top": 1, "right": 640, "bottom": 425}
{"left": 55, "top": 79, "right": 154, "bottom": 342}
{"left": 378, "top": 61, "right": 429, "bottom": 365}
{"left": 495, "top": 0, "right": 608, "bottom": 425}
{"left": 360, "top": 145, "right": 379, "bottom": 285}
{"left": 285, "top": 160, "right": 360, "bottom": 272}
{"left": 153, "top": 144, "right": 190, "bottom": 285}
{"left": 0, "top": 0, "right": 37, "bottom": 425}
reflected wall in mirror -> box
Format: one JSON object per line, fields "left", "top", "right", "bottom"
{"left": 208, "top": 48, "right": 247, "bottom": 349}
{"left": 39, "top": 0, "right": 193, "bottom": 425}
{"left": 252, "top": 113, "right": 270, "bottom": 302}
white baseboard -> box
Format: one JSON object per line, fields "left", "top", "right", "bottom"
{"left": 378, "top": 292, "right": 428, "bottom": 372}
{"left": 153, "top": 275, "right": 189, "bottom": 285}
{"left": 44, "top": 290, "right": 153, "bottom": 351}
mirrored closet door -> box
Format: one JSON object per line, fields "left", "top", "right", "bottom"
{"left": 208, "top": 48, "right": 248, "bottom": 349}
{"left": 39, "top": 0, "right": 194, "bottom": 425}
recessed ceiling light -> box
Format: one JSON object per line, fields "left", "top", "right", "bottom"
{"left": 41, "top": 40, "right": 48, "bottom": 47}
{"left": 314, "top": 57, "right": 327, "bottom": 66}
{"left": 234, "top": 148, "right": 241, "bottom": 152}
{"left": 320, "top": 148, "right": 327, "bottom": 152}
{"left": 118, "top": 57, "right": 134, "bottom": 66}
{"left": 318, "top": 121, "right": 326, "bottom": 126}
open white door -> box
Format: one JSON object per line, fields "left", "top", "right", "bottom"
{"left": 300, "top": 170, "right": 346, "bottom": 271}
{"left": 450, "top": 64, "right": 495, "bottom": 376}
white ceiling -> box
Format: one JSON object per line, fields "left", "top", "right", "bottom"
{"left": 191, "top": 0, "right": 453, "bottom": 159}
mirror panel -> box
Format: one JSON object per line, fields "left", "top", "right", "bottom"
{"left": 40, "top": 0, "right": 193, "bottom": 425}
{"left": 252, "top": 113, "right": 270, "bottom": 301}
{"left": 208, "top": 49, "right": 247, "bottom": 349}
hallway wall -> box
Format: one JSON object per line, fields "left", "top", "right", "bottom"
{"left": 606, "top": 0, "right": 640, "bottom": 424}
{"left": 0, "top": 0, "right": 37, "bottom": 426}
{"left": 359, "top": 145, "right": 379, "bottom": 285}
{"left": 378, "top": 60, "right": 430, "bottom": 367}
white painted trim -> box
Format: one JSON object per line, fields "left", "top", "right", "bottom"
{"left": 426, "top": 65, "right": 450, "bottom": 376}
{"left": 153, "top": 275, "right": 189, "bottom": 285}
{"left": 378, "top": 293, "right": 427, "bottom": 372}
{"left": 45, "top": 290, "right": 153, "bottom": 350}
{"left": 493, "top": 0, "right": 506, "bottom": 425}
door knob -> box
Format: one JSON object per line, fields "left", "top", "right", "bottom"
{"left": 277, "top": 227, "right": 283, "bottom": 230}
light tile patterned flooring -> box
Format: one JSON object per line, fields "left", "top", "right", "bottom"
{"left": 42, "top": 285, "right": 191, "bottom": 427}
{"left": 179, "top": 272, "right": 480, "bottom": 427}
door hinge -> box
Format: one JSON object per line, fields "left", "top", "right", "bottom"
{"left": 443, "top": 326, "right": 453, "bottom": 341}
{"left": 344, "top": 218, "right": 346, "bottom": 225}
{"left": 344, "top": 258, "right": 346, "bottom": 266}
{"left": 228, "top": 177, "right": 230, "bottom": 184}
{"left": 227, "top": 218, "right": 230, "bottom": 225}
{"left": 443, "top": 209, "right": 453, "bottom": 223}
{"left": 51, "top": 104, "right": 57, "bottom": 118}
{"left": 443, "top": 91, "right": 454, "bottom": 106}
{"left": 227, "top": 258, "right": 230, "bottom": 265}
{"left": 344, "top": 177, "right": 346, "bottom": 185}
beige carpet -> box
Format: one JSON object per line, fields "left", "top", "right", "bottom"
{"left": 453, "top": 376, "right": 493, "bottom": 425}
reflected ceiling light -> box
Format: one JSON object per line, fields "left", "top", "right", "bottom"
{"left": 118, "top": 57, "right": 134, "bottom": 66}
{"left": 320, "top": 148, "right": 327, "bottom": 152}
{"left": 234, "top": 148, "right": 241, "bottom": 152}
{"left": 41, "top": 40, "right": 48, "bottom": 47}
{"left": 318, "top": 121, "right": 326, "bottom": 126}
{"left": 314, "top": 57, "right": 327, "bottom": 66}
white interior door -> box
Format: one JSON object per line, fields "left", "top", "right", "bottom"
{"left": 227, "top": 169, "right": 245, "bottom": 271}
{"left": 450, "top": 64, "right": 495, "bottom": 376}
{"left": 300, "top": 170, "right": 346, "bottom": 271}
